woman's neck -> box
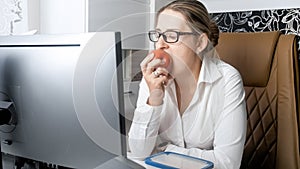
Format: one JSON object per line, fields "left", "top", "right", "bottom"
{"left": 174, "top": 58, "right": 202, "bottom": 114}
{"left": 175, "top": 57, "right": 201, "bottom": 90}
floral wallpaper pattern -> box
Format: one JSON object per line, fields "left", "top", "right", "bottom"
{"left": 0, "top": 0, "right": 23, "bottom": 35}
{"left": 211, "top": 8, "right": 300, "bottom": 61}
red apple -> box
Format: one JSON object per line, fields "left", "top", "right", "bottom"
{"left": 152, "top": 49, "right": 171, "bottom": 68}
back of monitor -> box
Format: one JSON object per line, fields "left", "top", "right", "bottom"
{"left": 0, "top": 32, "right": 125, "bottom": 168}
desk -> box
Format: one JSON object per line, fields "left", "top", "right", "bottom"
{"left": 127, "top": 153, "right": 157, "bottom": 169}
{"left": 129, "top": 158, "right": 157, "bottom": 169}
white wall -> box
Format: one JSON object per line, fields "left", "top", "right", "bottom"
{"left": 39, "top": 0, "right": 86, "bottom": 34}
{"left": 88, "top": 0, "right": 150, "bottom": 49}
{"left": 2, "top": 0, "right": 299, "bottom": 35}
{"left": 201, "top": 0, "right": 300, "bottom": 13}
{"left": 27, "top": 0, "right": 39, "bottom": 33}
{"left": 39, "top": 0, "right": 150, "bottom": 49}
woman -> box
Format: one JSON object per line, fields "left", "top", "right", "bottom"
{"left": 128, "top": 0, "right": 247, "bottom": 168}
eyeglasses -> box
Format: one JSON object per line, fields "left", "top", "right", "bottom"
{"left": 148, "top": 30, "right": 197, "bottom": 43}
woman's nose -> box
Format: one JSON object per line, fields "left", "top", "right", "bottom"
{"left": 155, "top": 36, "right": 169, "bottom": 49}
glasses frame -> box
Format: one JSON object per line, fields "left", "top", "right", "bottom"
{"left": 148, "top": 30, "right": 198, "bottom": 43}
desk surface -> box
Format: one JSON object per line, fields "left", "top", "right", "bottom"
{"left": 129, "top": 158, "right": 157, "bottom": 169}
{"left": 127, "top": 152, "right": 157, "bottom": 169}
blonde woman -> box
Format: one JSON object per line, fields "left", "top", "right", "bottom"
{"left": 128, "top": 1, "right": 247, "bottom": 168}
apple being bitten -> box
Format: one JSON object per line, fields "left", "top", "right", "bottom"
{"left": 152, "top": 49, "right": 171, "bottom": 69}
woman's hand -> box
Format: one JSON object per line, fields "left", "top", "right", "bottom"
{"left": 140, "top": 52, "right": 171, "bottom": 106}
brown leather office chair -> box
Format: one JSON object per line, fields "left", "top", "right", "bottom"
{"left": 216, "top": 31, "right": 300, "bottom": 169}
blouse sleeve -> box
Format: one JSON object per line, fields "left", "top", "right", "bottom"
{"left": 165, "top": 69, "right": 247, "bottom": 169}
{"left": 128, "top": 78, "right": 163, "bottom": 159}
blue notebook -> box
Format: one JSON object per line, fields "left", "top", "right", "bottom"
{"left": 145, "top": 152, "right": 214, "bottom": 169}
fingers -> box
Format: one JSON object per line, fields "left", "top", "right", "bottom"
{"left": 141, "top": 52, "right": 170, "bottom": 93}
{"left": 151, "top": 73, "right": 169, "bottom": 87}
{"left": 146, "top": 67, "right": 169, "bottom": 106}
{"left": 152, "top": 67, "right": 170, "bottom": 86}
{"left": 140, "top": 53, "right": 154, "bottom": 74}
{"left": 152, "top": 70, "right": 160, "bottom": 78}
{"left": 152, "top": 67, "right": 169, "bottom": 78}
{"left": 140, "top": 52, "right": 169, "bottom": 75}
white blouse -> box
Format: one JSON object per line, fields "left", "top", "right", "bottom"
{"left": 128, "top": 56, "right": 247, "bottom": 169}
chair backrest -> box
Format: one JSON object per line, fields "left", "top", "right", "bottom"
{"left": 216, "top": 31, "right": 300, "bottom": 169}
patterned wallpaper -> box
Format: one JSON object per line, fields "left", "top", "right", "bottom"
{"left": 211, "top": 8, "right": 300, "bottom": 61}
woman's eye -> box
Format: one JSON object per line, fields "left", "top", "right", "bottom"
{"left": 166, "top": 34, "right": 177, "bottom": 40}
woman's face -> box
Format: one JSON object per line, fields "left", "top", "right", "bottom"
{"left": 155, "top": 9, "right": 202, "bottom": 78}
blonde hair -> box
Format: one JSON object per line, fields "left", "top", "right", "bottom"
{"left": 157, "top": 0, "right": 219, "bottom": 47}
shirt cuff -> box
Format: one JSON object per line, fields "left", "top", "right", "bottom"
{"left": 132, "top": 103, "right": 163, "bottom": 126}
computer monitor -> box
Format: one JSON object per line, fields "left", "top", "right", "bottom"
{"left": 0, "top": 32, "right": 138, "bottom": 168}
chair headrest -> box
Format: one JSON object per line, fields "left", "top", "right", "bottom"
{"left": 216, "top": 31, "right": 281, "bottom": 87}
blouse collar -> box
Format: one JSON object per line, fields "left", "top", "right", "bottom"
{"left": 198, "top": 56, "right": 222, "bottom": 84}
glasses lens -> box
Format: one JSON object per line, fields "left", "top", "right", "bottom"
{"left": 164, "top": 31, "right": 178, "bottom": 43}
{"left": 149, "top": 31, "right": 160, "bottom": 42}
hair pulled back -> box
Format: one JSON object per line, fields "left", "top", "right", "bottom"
{"left": 157, "top": 0, "right": 219, "bottom": 47}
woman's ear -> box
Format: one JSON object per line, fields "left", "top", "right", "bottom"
{"left": 196, "top": 33, "right": 209, "bottom": 54}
